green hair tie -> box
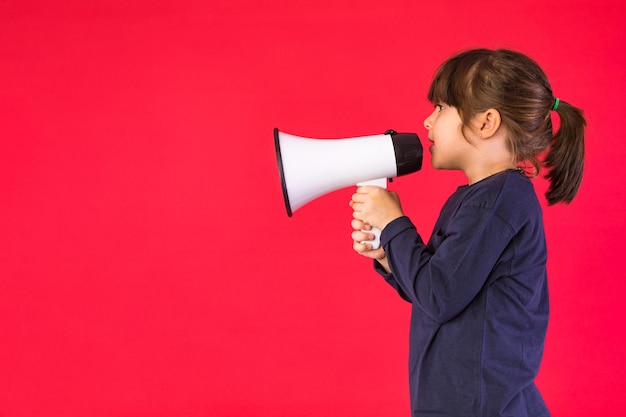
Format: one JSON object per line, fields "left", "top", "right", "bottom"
{"left": 552, "top": 98, "right": 560, "bottom": 111}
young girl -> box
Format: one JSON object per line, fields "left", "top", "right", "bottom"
{"left": 350, "top": 49, "right": 585, "bottom": 417}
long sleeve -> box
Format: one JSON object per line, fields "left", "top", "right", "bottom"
{"left": 373, "top": 258, "right": 413, "bottom": 303}
{"left": 380, "top": 206, "right": 515, "bottom": 324}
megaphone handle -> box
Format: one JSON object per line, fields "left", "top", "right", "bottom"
{"left": 356, "top": 178, "right": 388, "bottom": 250}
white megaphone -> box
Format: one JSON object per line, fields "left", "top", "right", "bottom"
{"left": 274, "top": 128, "right": 423, "bottom": 249}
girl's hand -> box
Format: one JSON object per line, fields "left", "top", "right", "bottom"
{"left": 350, "top": 218, "right": 386, "bottom": 259}
{"left": 351, "top": 218, "right": 391, "bottom": 272}
{"left": 350, "top": 186, "right": 404, "bottom": 231}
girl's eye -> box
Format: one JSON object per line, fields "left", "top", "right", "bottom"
{"left": 436, "top": 104, "right": 445, "bottom": 111}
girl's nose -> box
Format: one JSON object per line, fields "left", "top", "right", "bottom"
{"left": 424, "top": 108, "right": 436, "bottom": 129}
{"left": 424, "top": 115, "right": 432, "bottom": 130}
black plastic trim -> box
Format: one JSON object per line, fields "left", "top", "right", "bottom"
{"left": 390, "top": 132, "right": 423, "bottom": 176}
{"left": 274, "top": 128, "right": 293, "bottom": 217}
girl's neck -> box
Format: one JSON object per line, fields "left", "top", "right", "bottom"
{"left": 466, "top": 163, "right": 519, "bottom": 185}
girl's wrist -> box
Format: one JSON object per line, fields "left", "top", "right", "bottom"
{"left": 377, "top": 255, "right": 391, "bottom": 273}
{"left": 380, "top": 213, "right": 404, "bottom": 231}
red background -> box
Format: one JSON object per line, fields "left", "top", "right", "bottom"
{"left": 1, "top": 1, "right": 625, "bottom": 416}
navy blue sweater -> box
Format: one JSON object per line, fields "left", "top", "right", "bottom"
{"left": 376, "top": 170, "right": 550, "bottom": 417}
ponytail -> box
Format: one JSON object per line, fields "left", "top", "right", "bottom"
{"left": 544, "top": 100, "right": 586, "bottom": 205}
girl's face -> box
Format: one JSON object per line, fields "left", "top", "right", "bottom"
{"left": 423, "top": 104, "right": 474, "bottom": 171}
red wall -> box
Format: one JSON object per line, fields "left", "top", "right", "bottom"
{"left": 2, "top": 1, "right": 625, "bottom": 416}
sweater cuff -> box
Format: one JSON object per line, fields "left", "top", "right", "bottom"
{"left": 380, "top": 216, "right": 416, "bottom": 247}
{"left": 373, "top": 258, "right": 391, "bottom": 276}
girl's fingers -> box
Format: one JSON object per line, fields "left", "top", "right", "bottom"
{"left": 351, "top": 230, "right": 374, "bottom": 242}
{"left": 351, "top": 217, "right": 372, "bottom": 230}
{"left": 353, "top": 241, "right": 373, "bottom": 253}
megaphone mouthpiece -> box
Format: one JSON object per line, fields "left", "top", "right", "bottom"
{"left": 388, "top": 131, "right": 423, "bottom": 176}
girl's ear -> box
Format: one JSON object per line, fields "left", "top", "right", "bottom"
{"left": 474, "top": 108, "right": 501, "bottom": 139}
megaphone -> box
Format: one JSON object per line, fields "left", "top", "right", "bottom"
{"left": 274, "top": 128, "right": 423, "bottom": 248}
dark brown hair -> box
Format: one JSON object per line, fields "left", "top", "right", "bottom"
{"left": 427, "top": 48, "right": 586, "bottom": 205}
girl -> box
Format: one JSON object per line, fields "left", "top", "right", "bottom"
{"left": 349, "top": 49, "right": 585, "bottom": 417}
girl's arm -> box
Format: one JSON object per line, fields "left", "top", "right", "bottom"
{"left": 381, "top": 210, "right": 515, "bottom": 323}
{"left": 373, "top": 259, "right": 413, "bottom": 303}
{"left": 351, "top": 218, "right": 413, "bottom": 302}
